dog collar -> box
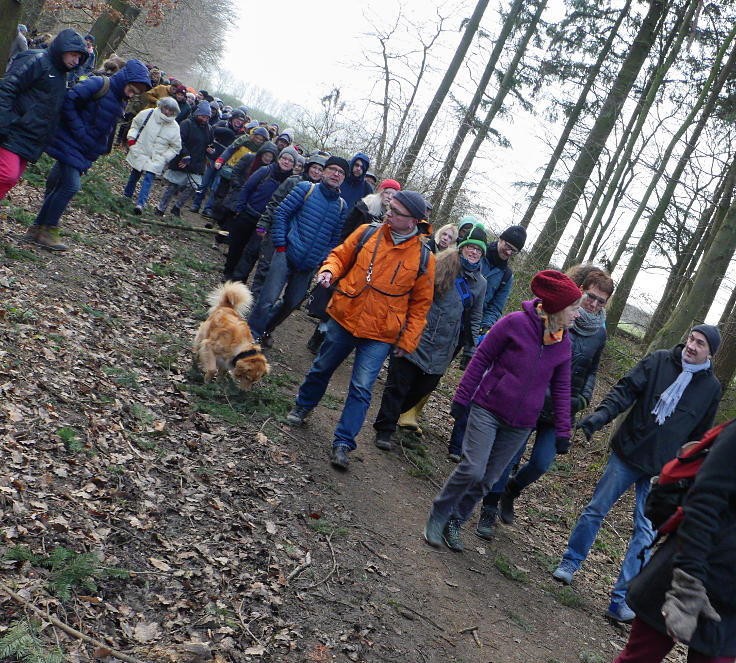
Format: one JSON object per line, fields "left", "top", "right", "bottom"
{"left": 230, "top": 348, "right": 260, "bottom": 367}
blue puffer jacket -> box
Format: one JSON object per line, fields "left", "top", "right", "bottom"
{"left": 480, "top": 241, "right": 513, "bottom": 330}
{"left": 0, "top": 29, "right": 87, "bottom": 162}
{"left": 272, "top": 181, "right": 347, "bottom": 270}
{"left": 46, "top": 59, "right": 151, "bottom": 171}
{"left": 236, "top": 162, "right": 291, "bottom": 217}
{"left": 339, "top": 152, "right": 373, "bottom": 212}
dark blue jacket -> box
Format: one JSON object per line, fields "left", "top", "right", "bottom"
{"left": 236, "top": 162, "right": 291, "bottom": 218}
{"left": 339, "top": 152, "right": 373, "bottom": 212}
{"left": 272, "top": 181, "right": 347, "bottom": 270}
{"left": 480, "top": 241, "right": 513, "bottom": 330}
{"left": 0, "top": 29, "right": 87, "bottom": 162}
{"left": 169, "top": 117, "right": 212, "bottom": 175}
{"left": 46, "top": 59, "right": 150, "bottom": 171}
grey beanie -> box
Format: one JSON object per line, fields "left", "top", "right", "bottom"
{"left": 500, "top": 225, "right": 527, "bottom": 251}
{"left": 278, "top": 146, "right": 299, "bottom": 166}
{"left": 194, "top": 100, "right": 211, "bottom": 116}
{"left": 393, "top": 190, "right": 427, "bottom": 221}
{"left": 691, "top": 324, "right": 721, "bottom": 355}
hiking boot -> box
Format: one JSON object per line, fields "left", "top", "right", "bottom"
{"left": 306, "top": 328, "right": 325, "bottom": 354}
{"left": 330, "top": 445, "right": 349, "bottom": 470}
{"left": 423, "top": 512, "right": 447, "bottom": 548}
{"left": 201, "top": 208, "right": 213, "bottom": 218}
{"left": 190, "top": 205, "right": 199, "bottom": 213}
{"left": 154, "top": 207, "right": 164, "bottom": 217}
{"left": 475, "top": 506, "right": 497, "bottom": 540}
{"left": 374, "top": 430, "right": 393, "bottom": 451}
{"left": 443, "top": 518, "right": 464, "bottom": 552}
{"left": 171, "top": 206, "right": 181, "bottom": 217}
{"left": 286, "top": 406, "right": 310, "bottom": 426}
{"left": 36, "top": 226, "right": 68, "bottom": 252}
{"left": 606, "top": 600, "right": 635, "bottom": 623}
{"left": 552, "top": 560, "right": 577, "bottom": 585}
{"left": 23, "top": 224, "right": 41, "bottom": 243}
{"left": 133, "top": 205, "right": 143, "bottom": 215}
{"left": 447, "top": 453, "right": 461, "bottom": 463}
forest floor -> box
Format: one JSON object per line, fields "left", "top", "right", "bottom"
{"left": 0, "top": 153, "right": 690, "bottom": 663}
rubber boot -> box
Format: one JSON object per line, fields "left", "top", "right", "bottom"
{"left": 398, "top": 394, "right": 430, "bottom": 434}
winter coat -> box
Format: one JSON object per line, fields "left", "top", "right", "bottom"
{"left": 272, "top": 181, "right": 347, "bottom": 270}
{"left": 145, "top": 84, "right": 172, "bottom": 109}
{"left": 323, "top": 223, "right": 435, "bottom": 353}
{"left": 46, "top": 60, "right": 151, "bottom": 172}
{"left": 236, "top": 162, "right": 292, "bottom": 217}
{"left": 407, "top": 264, "right": 487, "bottom": 374}
{"left": 339, "top": 152, "right": 373, "bottom": 212}
{"left": 627, "top": 421, "right": 736, "bottom": 657}
{"left": 221, "top": 134, "right": 260, "bottom": 166}
{"left": 125, "top": 108, "right": 181, "bottom": 175}
{"left": 169, "top": 118, "right": 213, "bottom": 175}
{"left": 175, "top": 100, "right": 191, "bottom": 124}
{"left": 538, "top": 324, "right": 606, "bottom": 423}
{"left": 480, "top": 241, "right": 513, "bottom": 330}
{"left": 454, "top": 299, "right": 573, "bottom": 438}
{"left": 222, "top": 142, "right": 278, "bottom": 212}
{"left": 210, "top": 119, "right": 243, "bottom": 159}
{"left": 0, "top": 29, "right": 87, "bottom": 162}
{"left": 8, "top": 31, "right": 28, "bottom": 65}
{"left": 340, "top": 194, "right": 384, "bottom": 240}
{"left": 259, "top": 170, "right": 319, "bottom": 231}
{"left": 593, "top": 345, "right": 721, "bottom": 476}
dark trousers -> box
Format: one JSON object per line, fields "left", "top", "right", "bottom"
{"left": 223, "top": 211, "right": 258, "bottom": 278}
{"left": 233, "top": 230, "right": 268, "bottom": 285}
{"left": 373, "top": 356, "right": 442, "bottom": 434}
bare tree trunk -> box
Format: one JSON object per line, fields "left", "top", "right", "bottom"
{"left": 395, "top": 0, "right": 490, "bottom": 183}
{"left": 90, "top": 0, "right": 141, "bottom": 61}
{"left": 429, "top": 0, "right": 525, "bottom": 212}
{"left": 520, "top": 0, "right": 633, "bottom": 230}
{"left": 715, "top": 301, "right": 736, "bottom": 390}
{"left": 438, "top": 0, "right": 548, "bottom": 220}
{"left": 526, "top": 0, "right": 667, "bottom": 269}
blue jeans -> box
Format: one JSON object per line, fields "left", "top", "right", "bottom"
{"left": 124, "top": 169, "right": 156, "bottom": 207}
{"left": 248, "top": 251, "right": 315, "bottom": 338}
{"left": 202, "top": 172, "right": 221, "bottom": 212}
{"left": 34, "top": 161, "right": 81, "bottom": 227}
{"left": 561, "top": 451, "right": 655, "bottom": 603}
{"left": 295, "top": 318, "right": 392, "bottom": 451}
{"left": 191, "top": 163, "right": 216, "bottom": 209}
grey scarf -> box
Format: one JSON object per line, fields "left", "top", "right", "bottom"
{"left": 390, "top": 226, "right": 418, "bottom": 245}
{"left": 651, "top": 359, "right": 711, "bottom": 425}
{"left": 573, "top": 306, "right": 605, "bottom": 336}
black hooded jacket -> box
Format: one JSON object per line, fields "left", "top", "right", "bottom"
{"left": 0, "top": 29, "right": 87, "bottom": 162}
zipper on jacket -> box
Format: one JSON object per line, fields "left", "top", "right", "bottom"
{"left": 390, "top": 262, "right": 402, "bottom": 284}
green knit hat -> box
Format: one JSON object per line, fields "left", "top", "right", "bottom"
{"left": 458, "top": 225, "right": 487, "bottom": 255}
{"left": 457, "top": 214, "right": 478, "bottom": 231}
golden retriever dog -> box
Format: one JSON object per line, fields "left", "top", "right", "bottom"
{"left": 193, "top": 281, "right": 270, "bottom": 390}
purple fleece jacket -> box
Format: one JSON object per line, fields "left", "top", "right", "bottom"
{"left": 454, "top": 299, "right": 573, "bottom": 438}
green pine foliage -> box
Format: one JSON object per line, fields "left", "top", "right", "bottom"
{"left": 0, "top": 619, "right": 64, "bottom": 663}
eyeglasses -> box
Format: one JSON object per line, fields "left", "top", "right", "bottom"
{"left": 324, "top": 166, "right": 345, "bottom": 176}
{"left": 500, "top": 240, "right": 519, "bottom": 255}
{"left": 585, "top": 292, "right": 608, "bottom": 306}
{"left": 387, "top": 206, "right": 414, "bottom": 219}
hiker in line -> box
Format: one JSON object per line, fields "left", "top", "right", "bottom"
{"left": 0, "top": 29, "right": 87, "bottom": 202}
{"left": 247, "top": 156, "right": 348, "bottom": 345}
{"left": 552, "top": 325, "right": 722, "bottom": 623}
{"left": 372, "top": 226, "right": 488, "bottom": 452}
{"left": 425, "top": 223, "right": 459, "bottom": 254}
{"left": 424, "top": 270, "right": 581, "bottom": 552}
{"left": 305, "top": 177, "right": 402, "bottom": 354}
{"left": 27, "top": 59, "right": 151, "bottom": 251}
{"left": 6, "top": 24, "right": 29, "bottom": 69}
{"left": 285, "top": 191, "right": 435, "bottom": 471}
{"left": 612, "top": 420, "right": 736, "bottom": 662}
{"left": 123, "top": 97, "right": 182, "bottom": 214}
{"left": 155, "top": 101, "right": 213, "bottom": 217}
{"left": 477, "top": 266, "right": 614, "bottom": 540}
{"left": 339, "top": 152, "right": 373, "bottom": 212}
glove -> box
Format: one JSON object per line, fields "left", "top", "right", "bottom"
{"left": 572, "top": 394, "right": 588, "bottom": 413}
{"left": 555, "top": 436, "right": 571, "bottom": 455}
{"left": 576, "top": 410, "right": 607, "bottom": 442}
{"left": 214, "top": 158, "right": 224, "bottom": 169}
{"left": 662, "top": 568, "right": 721, "bottom": 643}
{"left": 127, "top": 139, "right": 136, "bottom": 146}
{"left": 458, "top": 354, "right": 471, "bottom": 370}
{"left": 450, "top": 401, "right": 467, "bottom": 420}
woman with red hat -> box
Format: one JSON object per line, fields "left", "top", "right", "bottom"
{"left": 423, "top": 270, "right": 582, "bottom": 552}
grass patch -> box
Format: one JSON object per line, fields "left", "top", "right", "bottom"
{"left": 505, "top": 608, "right": 534, "bottom": 632}
{"left": 402, "top": 442, "right": 434, "bottom": 478}
{"left": 3, "top": 243, "right": 43, "bottom": 263}
{"left": 56, "top": 427, "right": 84, "bottom": 453}
{"left": 545, "top": 583, "right": 583, "bottom": 608}
{"left": 579, "top": 652, "right": 607, "bottom": 663}
{"left": 174, "top": 253, "right": 217, "bottom": 273}
{"left": 308, "top": 519, "right": 349, "bottom": 536}
{"left": 2, "top": 306, "right": 39, "bottom": 324}
{"left": 494, "top": 554, "right": 528, "bottom": 583}
{"left": 102, "top": 366, "right": 140, "bottom": 390}
{"left": 79, "top": 302, "right": 116, "bottom": 326}
{"left": 0, "top": 618, "right": 64, "bottom": 663}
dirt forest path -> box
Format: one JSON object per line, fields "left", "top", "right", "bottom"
{"left": 0, "top": 163, "right": 679, "bottom": 663}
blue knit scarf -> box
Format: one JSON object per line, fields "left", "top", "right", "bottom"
{"left": 651, "top": 359, "right": 711, "bottom": 425}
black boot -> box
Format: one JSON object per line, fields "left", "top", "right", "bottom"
{"left": 443, "top": 518, "right": 464, "bottom": 552}
{"left": 374, "top": 430, "right": 393, "bottom": 451}
{"left": 307, "top": 327, "right": 325, "bottom": 354}
{"left": 475, "top": 506, "right": 497, "bottom": 540}
{"left": 498, "top": 478, "right": 521, "bottom": 525}
{"left": 171, "top": 205, "right": 181, "bottom": 217}
{"left": 330, "top": 445, "right": 349, "bottom": 470}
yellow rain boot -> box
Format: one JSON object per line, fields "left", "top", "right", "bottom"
{"left": 398, "top": 394, "right": 431, "bottom": 434}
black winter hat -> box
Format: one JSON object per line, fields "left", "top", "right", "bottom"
{"left": 393, "top": 190, "right": 427, "bottom": 221}
{"left": 324, "top": 156, "right": 349, "bottom": 176}
{"left": 458, "top": 225, "right": 488, "bottom": 255}
{"left": 500, "top": 225, "right": 527, "bottom": 251}
{"left": 691, "top": 324, "right": 721, "bottom": 355}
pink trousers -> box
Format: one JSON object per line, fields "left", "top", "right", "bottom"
{"left": 0, "top": 146, "right": 28, "bottom": 201}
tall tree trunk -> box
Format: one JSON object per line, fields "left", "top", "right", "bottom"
{"left": 719, "top": 282, "right": 736, "bottom": 327}
{"left": 1, "top": 0, "right": 23, "bottom": 64}
{"left": 394, "top": 0, "right": 490, "bottom": 183}
{"left": 520, "top": 0, "right": 633, "bottom": 230}
{"left": 438, "top": 0, "right": 548, "bottom": 220}
{"left": 429, "top": 0, "right": 525, "bottom": 212}
{"left": 90, "top": 0, "right": 141, "bottom": 61}
{"left": 607, "top": 29, "right": 736, "bottom": 333}
{"left": 715, "top": 301, "right": 736, "bottom": 390}
{"left": 526, "top": 0, "right": 667, "bottom": 269}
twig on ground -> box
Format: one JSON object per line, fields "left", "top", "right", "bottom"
{"left": 258, "top": 416, "right": 272, "bottom": 433}
{"left": 287, "top": 553, "right": 312, "bottom": 582}
{"left": 359, "top": 540, "right": 386, "bottom": 560}
{"left": 303, "top": 533, "right": 338, "bottom": 590}
{"left": 393, "top": 601, "right": 444, "bottom": 631}
{"left": 398, "top": 444, "right": 443, "bottom": 490}
{"left": 129, "top": 217, "right": 228, "bottom": 235}
{"left": 472, "top": 629, "right": 482, "bottom": 648}
{"left": 458, "top": 625, "right": 479, "bottom": 634}
{"left": 0, "top": 580, "right": 148, "bottom": 663}
{"left": 232, "top": 599, "right": 263, "bottom": 646}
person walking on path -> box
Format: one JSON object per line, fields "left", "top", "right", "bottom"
{"left": 424, "top": 270, "right": 582, "bottom": 552}
{"left": 286, "top": 190, "right": 435, "bottom": 471}
{"left": 6, "top": 24, "right": 29, "bottom": 69}
{"left": 372, "top": 226, "right": 488, "bottom": 452}
{"left": 27, "top": 58, "right": 151, "bottom": 251}
{"left": 123, "top": 97, "right": 181, "bottom": 214}
{"left": 0, "top": 29, "right": 87, "bottom": 201}
{"left": 552, "top": 325, "right": 723, "bottom": 623}
{"left": 476, "top": 267, "right": 614, "bottom": 539}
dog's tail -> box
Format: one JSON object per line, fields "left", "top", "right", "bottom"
{"left": 206, "top": 280, "right": 254, "bottom": 316}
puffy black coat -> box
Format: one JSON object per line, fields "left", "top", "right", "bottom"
{"left": 0, "top": 29, "right": 87, "bottom": 162}
{"left": 169, "top": 118, "right": 213, "bottom": 175}
{"left": 210, "top": 119, "right": 244, "bottom": 159}
{"left": 627, "top": 420, "right": 736, "bottom": 657}
{"left": 595, "top": 345, "right": 721, "bottom": 476}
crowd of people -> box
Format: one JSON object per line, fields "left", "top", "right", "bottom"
{"left": 2, "top": 26, "right": 735, "bottom": 663}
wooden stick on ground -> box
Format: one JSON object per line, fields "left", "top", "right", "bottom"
{"left": 0, "top": 581, "right": 149, "bottom": 663}
{"left": 128, "top": 217, "right": 228, "bottom": 235}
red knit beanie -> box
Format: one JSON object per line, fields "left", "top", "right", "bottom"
{"left": 378, "top": 179, "right": 401, "bottom": 192}
{"left": 531, "top": 270, "right": 582, "bottom": 314}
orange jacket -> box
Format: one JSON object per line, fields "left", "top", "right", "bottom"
{"left": 322, "top": 223, "right": 435, "bottom": 352}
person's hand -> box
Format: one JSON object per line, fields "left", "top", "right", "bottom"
{"left": 255, "top": 220, "right": 268, "bottom": 234}
{"left": 206, "top": 146, "right": 215, "bottom": 155}
{"left": 316, "top": 271, "right": 333, "bottom": 288}
{"left": 214, "top": 158, "right": 224, "bottom": 170}
{"left": 450, "top": 401, "right": 467, "bottom": 420}
{"left": 127, "top": 138, "right": 136, "bottom": 146}
{"left": 555, "top": 437, "right": 571, "bottom": 454}
{"left": 662, "top": 568, "right": 721, "bottom": 643}
{"left": 177, "top": 161, "right": 188, "bottom": 169}
{"left": 575, "top": 410, "right": 607, "bottom": 442}
{"left": 572, "top": 394, "right": 588, "bottom": 413}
